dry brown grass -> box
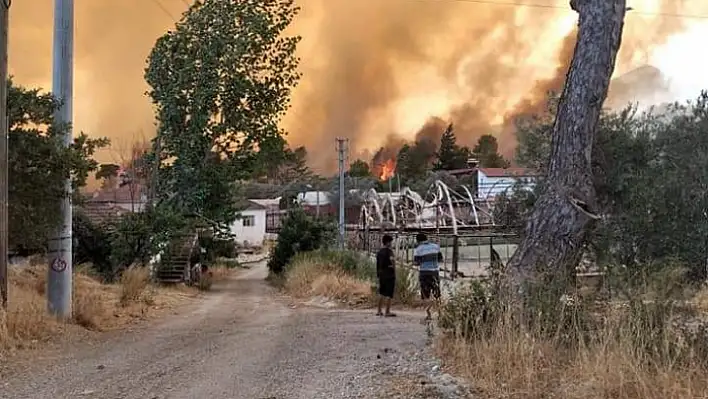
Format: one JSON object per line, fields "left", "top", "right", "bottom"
{"left": 0, "top": 260, "right": 198, "bottom": 354}
{"left": 284, "top": 255, "right": 372, "bottom": 304}
{"left": 437, "top": 300, "right": 708, "bottom": 399}
{"left": 119, "top": 266, "right": 151, "bottom": 306}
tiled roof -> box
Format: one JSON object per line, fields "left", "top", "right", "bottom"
{"left": 235, "top": 199, "right": 267, "bottom": 211}
{"left": 90, "top": 183, "right": 147, "bottom": 204}
{"left": 78, "top": 202, "right": 129, "bottom": 226}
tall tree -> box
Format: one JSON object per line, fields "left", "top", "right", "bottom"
{"left": 398, "top": 138, "right": 438, "bottom": 182}
{"left": 434, "top": 124, "right": 471, "bottom": 170}
{"left": 144, "top": 0, "right": 300, "bottom": 223}
{"left": 472, "top": 134, "right": 509, "bottom": 168}
{"left": 8, "top": 80, "right": 107, "bottom": 253}
{"left": 506, "top": 0, "right": 627, "bottom": 293}
{"left": 348, "top": 159, "right": 371, "bottom": 178}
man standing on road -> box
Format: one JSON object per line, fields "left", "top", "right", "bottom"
{"left": 413, "top": 233, "right": 443, "bottom": 321}
{"left": 376, "top": 234, "right": 396, "bottom": 317}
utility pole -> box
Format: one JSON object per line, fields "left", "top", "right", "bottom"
{"left": 47, "top": 0, "right": 73, "bottom": 318}
{"left": 0, "top": 0, "right": 9, "bottom": 309}
{"left": 336, "top": 138, "right": 347, "bottom": 249}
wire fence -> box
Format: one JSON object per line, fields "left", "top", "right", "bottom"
{"left": 350, "top": 229, "right": 520, "bottom": 280}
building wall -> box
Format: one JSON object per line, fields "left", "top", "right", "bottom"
{"left": 477, "top": 172, "right": 535, "bottom": 200}
{"left": 230, "top": 209, "right": 267, "bottom": 246}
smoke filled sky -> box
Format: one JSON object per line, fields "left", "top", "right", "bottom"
{"left": 10, "top": 0, "right": 708, "bottom": 172}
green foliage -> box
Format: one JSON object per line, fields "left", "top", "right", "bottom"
{"left": 514, "top": 92, "right": 708, "bottom": 279}
{"left": 198, "top": 235, "right": 237, "bottom": 265}
{"left": 144, "top": 0, "right": 301, "bottom": 225}
{"left": 348, "top": 159, "right": 371, "bottom": 178}
{"left": 434, "top": 124, "right": 471, "bottom": 170}
{"left": 268, "top": 208, "right": 336, "bottom": 274}
{"left": 8, "top": 80, "right": 108, "bottom": 254}
{"left": 396, "top": 139, "right": 438, "bottom": 183}
{"left": 472, "top": 134, "right": 509, "bottom": 168}
{"left": 109, "top": 212, "right": 154, "bottom": 272}
{"left": 96, "top": 163, "right": 120, "bottom": 181}
{"left": 73, "top": 210, "right": 113, "bottom": 277}
{"left": 492, "top": 182, "right": 540, "bottom": 230}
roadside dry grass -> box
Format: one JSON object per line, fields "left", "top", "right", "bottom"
{"left": 0, "top": 260, "right": 198, "bottom": 354}
{"left": 284, "top": 253, "right": 372, "bottom": 304}
{"left": 436, "top": 282, "right": 708, "bottom": 399}
{"left": 280, "top": 250, "right": 419, "bottom": 308}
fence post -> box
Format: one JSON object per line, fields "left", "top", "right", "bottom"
{"left": 452, "top": 234, "right": 459, "bottom": 280}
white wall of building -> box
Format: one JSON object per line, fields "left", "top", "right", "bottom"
{"left": 477, "top": 170, "right": 536, "bottom": 200}
{"left": 230, "top": 208, "right": 267, "bottom": 246}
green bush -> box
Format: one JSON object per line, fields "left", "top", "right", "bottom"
{"left": 267, "top": 208, "right": 336, "bottom": 274}
{"left": 73, "top": 210, "right": 113, "bottom": 278}
{"left": 439, "top": 280, "right": 501, "bottom": 339}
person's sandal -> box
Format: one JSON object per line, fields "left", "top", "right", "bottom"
{"left": 384, "top": 313, "right": 397, "bottom": 317}
{"left": 376, "top": 312, "right": 384, "bottom": 316}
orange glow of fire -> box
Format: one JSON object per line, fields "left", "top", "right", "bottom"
{"left": 379, "top": 159, "right": 396, "bottom": 181}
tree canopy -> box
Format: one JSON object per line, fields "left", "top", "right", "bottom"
{"left": 472, "top": 134, "right": 509, "bottom": 168}
{"left": 348, "top": 159, "right": 371, "bottom": 178}
{"left": 8, "top": 80, "right": 107, "bottom": 253}
{"left": 144, "top": 0, "right": 301, "bottom": 223}
{"left": 434, "top": 124, "right": 471, "bottom": 170}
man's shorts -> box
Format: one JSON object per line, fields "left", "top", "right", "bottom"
{"left": 378, "top": 276, "right": 396, "bottom": 298}
{"left": 419, "top": 271, "right": 441, "bottom": 300}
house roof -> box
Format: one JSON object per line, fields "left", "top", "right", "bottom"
{"left": 478, "top": 167, "right": 538, "bottom": 178}
{"left": 89, "top": 183, "right": 147, "bottom": 203}
{"left": 236, "top": 199, "right": 267, "bottom": 211}
{"left": 250, "top": 198, "right": 281, "bottom": 210}
{"left": 77, "top": 202, "right": 129, "bottom": 226}
{"left": 445, "top": 168, "right": 476, "bottom": 176}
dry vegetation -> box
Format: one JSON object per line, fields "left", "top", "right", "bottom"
{"left": 0, "top": 259, "right": 198, "bottom": 354}
{"left": 281, "top": 250, "right": 419, "bottom": 308}
{"left": 436, "top": 277, "right": 708, "bottom": 399}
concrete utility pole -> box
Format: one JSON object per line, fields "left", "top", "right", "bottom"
{"left": 47, "top": 0, "right": 73, "bottom": 318}
{"left": 0, "top": 0, "right": 9, "bottom": 309}
{"left": 336, "top": 138, "right": 347, "bottom": 249}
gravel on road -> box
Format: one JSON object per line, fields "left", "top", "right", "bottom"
{"left": 1, "top": 262, "right": 472, "bottom": 399}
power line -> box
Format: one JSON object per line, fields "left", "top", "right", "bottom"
{"left": 150, "top": 0, "right": 176, "bottom": 21}
{"left": 386, "top": 0, "right": 708, "bottom": 20}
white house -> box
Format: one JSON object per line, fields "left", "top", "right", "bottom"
{"left": 477, "top": 168, "right": 538, "bottom": 201}
{"left": 230, "top": 200, "right": 267, "bottom": 247}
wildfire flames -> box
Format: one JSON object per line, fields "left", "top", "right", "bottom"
{"left": 378, "top": 159, "right": 396, "bottom": 181}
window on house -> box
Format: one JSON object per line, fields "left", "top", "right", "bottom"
{"left": 243, "top": 215, "right": 255, "bottom": 227}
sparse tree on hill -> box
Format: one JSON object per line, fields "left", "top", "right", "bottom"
{"left": 144, "top": 0, "right": 300, "bottom": 223}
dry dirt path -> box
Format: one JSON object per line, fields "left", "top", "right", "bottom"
{"left": 1, "top": 262, "right": 472, "bottom": 399}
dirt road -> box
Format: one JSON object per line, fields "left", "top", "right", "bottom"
{"left": 1, "top": 262, "right": 470, "bottom": 399}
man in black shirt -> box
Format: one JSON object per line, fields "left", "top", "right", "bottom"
{"left": 376, "top": 234, "right": 396, "bottom": 317}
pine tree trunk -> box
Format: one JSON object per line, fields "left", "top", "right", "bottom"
{"left": 506, "top": 0, "right": 627, "bottom": 291}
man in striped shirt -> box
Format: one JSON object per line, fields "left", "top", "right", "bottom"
{"left": 413, "top": 232, "right": 443, "bottom": 321}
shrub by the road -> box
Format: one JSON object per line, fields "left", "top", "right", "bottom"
{"left": 267, "top": 208, "right": 335, "bottom": 274}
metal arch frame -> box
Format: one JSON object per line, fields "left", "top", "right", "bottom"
{"left": 358, "top": 179, "right": 496, "bottom": 232}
